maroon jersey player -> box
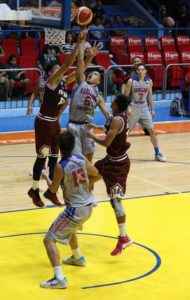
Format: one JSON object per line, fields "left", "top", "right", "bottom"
{"left": 88, "top": 95, "right": 133, "bottom": 256}
{"left": 28, "top": 29, "right": 88, "bottom": 208}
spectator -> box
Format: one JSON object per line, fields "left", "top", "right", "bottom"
{"left": 176, "top": 4, "right": 190, "bottom": 35}
{"left": 0, "top": 60, "right": 10, "bottom": 100}
{"left": 93, "top": 0, "right": 106, "bottom": 20}
{"left": 110, "top": 15, "right": 125, "bottom": 36}
{"left": 38, "top": 44, "right": 60, "bottom": 70}
{"left": 90, "top": 17, "right": 104, "bottom": 41}
{"left": 6, "top": 55, "right": 30, "bottom": 98}
{"left": 60, "top": 31, "right": 76, "bottom": 54}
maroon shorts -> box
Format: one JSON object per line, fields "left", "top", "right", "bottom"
{"left": 95, "top": 155, "right": 130, "bottom": 198}
{"left": 35, "top": 117, "right": 60, "bottom": 158}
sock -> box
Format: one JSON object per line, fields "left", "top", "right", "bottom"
{"left": 72, "top": 248, "right": 82, "bottom": 259}
{"left": 54, "top": 266, "right": 64, "bottom": 280}
{"left": 118, "top": 223, "right": 126, "bottom": 237}
{"left": 32, "top": 180, "right": 39, "bottom": 190}
{"left": 154, "top": 147, "right": 160, "bottom": 155}
{"left": 48, "top": 156, "right": 58, "bottom": 180}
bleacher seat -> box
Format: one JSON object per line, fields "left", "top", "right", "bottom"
{"left": 20, "top": 38, "right": 38, "bottom": 59}
{"left": 109, "top": 36, "right": 126, "bottom": 54}
{"left": 144, "top": 36, "right": 159, "bottom": 52}
{"left": 95, "top": 52, "right": 124, "bottom": 84}
{"left": 160, "top": 36, "right": 176, "bottom": 52}
{"left": 19, "top": 55, "right": 39, "bottom": 94}
{"left": 176, "top": 36, "right": 190, "bottom": 53}
{"left": 127, "top": 36, "right": 142, "bottom": 53}
{"left": 128, "top": 52, "right": 145, "bottom": 64}
{"left": 39, "top": 38, "right": 45, "bottom": 55}
{"left": 2, "top": 38, "right": 19, "bottom": 58}
{"left": 163, "top": 51, "right": 184, "bottom": 87}
{"left": 146, "top": 51, "right": 164, "bottom": 88}
{"left": 180, "top": 50, "right": 190, "bottom": 72}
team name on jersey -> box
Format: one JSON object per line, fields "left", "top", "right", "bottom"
{"left": 134, "top": 88, "right": 148, "bottom": 93}
{"left": 80, "top": 88, "right": 97, "bottom": 101}
{"left": 58, "top": 89, "right": 67, "bottom": 105}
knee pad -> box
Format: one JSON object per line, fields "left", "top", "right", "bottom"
{"left": 110, "top": 198, "right": 125, "bottom": 217}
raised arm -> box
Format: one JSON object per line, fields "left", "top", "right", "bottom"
{"left": 66, "top": 42, "right": 103, "bottom": 85}
{"left": 98, "top": 95, "right": 111, "bottom": 119}
{"left": 48, "top": 29, "right": 88, "bottom": 86}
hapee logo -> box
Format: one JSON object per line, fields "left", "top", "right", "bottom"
{"left": 111, "top": 37, "right": 125, "bottom": 45}
{"left": 177, "top": 37, "right": 190, "bottom": 43}
{"left": 128, "top": 38, "right": 141, "bottom": 45}
{"left": 182, "top": 52, "right": 190, "bottom": 59}
{"left": 146, "top": 38, "right": 158, "bottom": 44}
{"left": 148, "top": 52, "right": 161, "bottom": 59}
{"left": 162, "top": 37, "right": 174, "bottom": 44}
{"left": 165, "top": 52, "right": 178, "bottom": 59}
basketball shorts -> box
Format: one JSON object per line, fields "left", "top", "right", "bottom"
{"left": 68, "top": 122, "right": 96, "bottom": 155}
{"left": 128, "top": 105, "right": 154, "bottom": 130}
{"left": 95, "top": 155, "right": 130, "bottom": 199}
{"left": 35, "top": 117, "right": 60, "bottom": 158}
{"left": 45, "top": 204, "right": 93, "bottom": 245}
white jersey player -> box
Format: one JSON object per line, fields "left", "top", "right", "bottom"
{"left": 123, "top": 63, "right": 166, "bottom": 162}
{"left": 68, "top": 41, "right": 111, "bottom": 162}
{"left": 41, "top": 131, "right": 100, "bottom": 289}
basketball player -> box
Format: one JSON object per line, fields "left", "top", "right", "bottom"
{"left": 28, "top": 29, "right": 89, "bottom": 208}
{"left": 123, "top": 63, "right": 166, "bottom": 162}
{"left": 40, "top": 132, "right": 99, "bottom": 289}
{"left": 122, "top": 56, "right": 150, "bottom": 136}
{"left": 87, "top": 95, "right": 133, "bottom": 256}
{"left": 68, "top": 40, "right": 111, "bottom": 163}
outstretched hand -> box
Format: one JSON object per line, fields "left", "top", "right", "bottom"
{"left": 88, "top": 42, "right": 103, "bottom": 57}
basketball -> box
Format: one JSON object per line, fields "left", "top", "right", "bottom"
{"left": 76, "top": 6, "right": 93, "bottom": 26}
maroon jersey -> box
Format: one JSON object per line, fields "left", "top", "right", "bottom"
{"left": 39, "top": 78, "right": 67, "bottom": 121}
{"left": 105, "top": 113, "right": 131, "bottom": 158}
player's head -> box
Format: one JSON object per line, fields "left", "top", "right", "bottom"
{"left": 87, "top": 71, "right": 101, "bottom": 86}
{"left": 136, "top": 63, "right": 147, "bottom": 77}
{"left": 59, "top": 131, "right": 75, "bottom": 158}
{"left": 111, "top": 94, "right": 131, "bottom": 114}
{"left": 44, "top": 61, "right": 60, "bottom": 76}
{"left": 133, "top": 56, "right": 142, "bottom": 69}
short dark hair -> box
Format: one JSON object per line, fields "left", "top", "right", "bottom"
{"left": 44, "top": 61, "right": 60, "bottom": 75}
{"left": 59, "top": 131, "right": 75, "bottom": 158}
{"left": 8, "top": 54, "right": 17, "bottom": 63}
{"left": 137, "top": 63, "right": 146, "bottom": 69}
{"left": 114, "top": 94, "right": 131, "bottom": 112}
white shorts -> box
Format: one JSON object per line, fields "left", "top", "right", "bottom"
{"left": 46, "top": 204, "right": 93, "bottom": 245}
{"left": 68, "top": 122, "right": 96, "bottom": 155}
{"left": 128, "top": 105, "right": 154, "bottom": 129}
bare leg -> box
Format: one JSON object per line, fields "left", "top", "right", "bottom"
{"left": 147, "top": 127, "right": 158, "bottom": 148}
{"left": 69, "top": 233, "right": 79, "bottom": 250}
{"left": 44, "top": 237, "right": 60, "bottom": 267}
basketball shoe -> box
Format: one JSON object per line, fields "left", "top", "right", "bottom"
{"left": 111, "top": 236, "right": 133, "bottom": 256}
{"left": 155, "top": 153, "right": 166, "bottom": 162}
{"left": 28, "top": 188, "right": 45, "bottom": 207}
{"left": 43, "top": 189, "right": 63, "bottom": 206}
{"left": 62, "top": 255, "right": 86, "bottom": 266}
{"left": 40, "top": 276, "right": 68, "bottom": 289}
